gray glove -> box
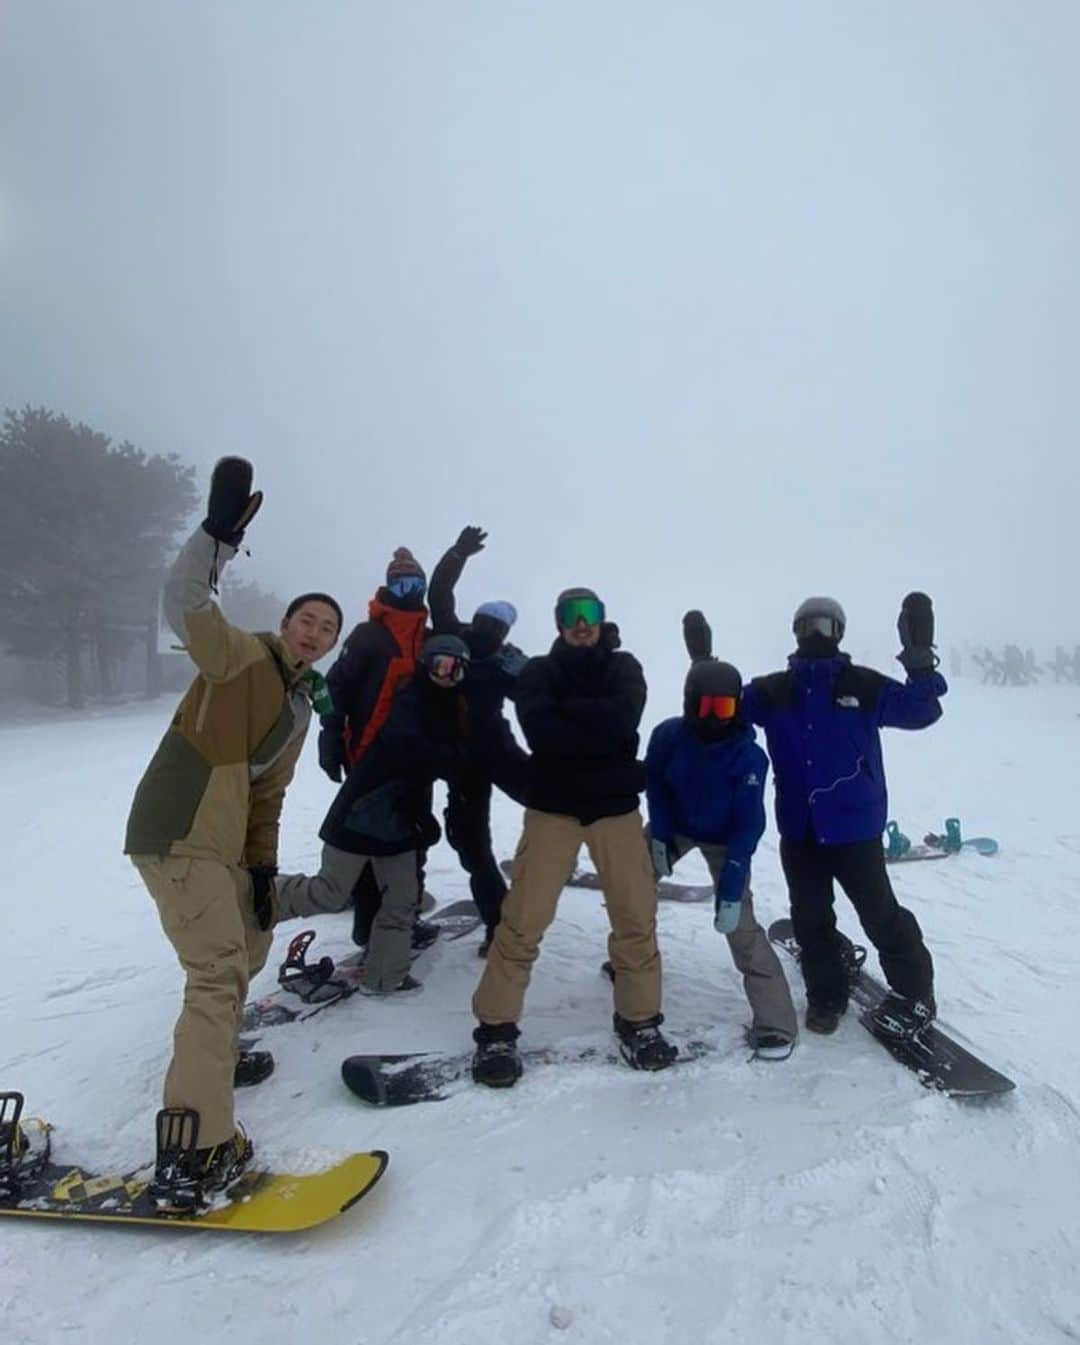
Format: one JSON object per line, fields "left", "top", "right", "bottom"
{"left": 650, "top": 837, "right": 675, "bottom": 879}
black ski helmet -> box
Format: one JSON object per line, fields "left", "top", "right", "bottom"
{"left": 683, "top": 659, "right": 743, "bottom": 719}
{"left": 419, "top": 634, "right": 471, "bottom": 671}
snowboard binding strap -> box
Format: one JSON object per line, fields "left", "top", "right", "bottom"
{"left": 0, "top": 1092, "right": 51, "bottom": 1200}
{"left": 278, "top": 930, "right": 347, "bottom": 1003}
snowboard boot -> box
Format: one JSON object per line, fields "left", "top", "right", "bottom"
{"left": 358, "top": 973, "right": 424, "bottom": 998}
{"left": 148, "top": 1108, "right": 253, "bottom": 1214}
{"left": 471, "top": 1023, "right": 522, "bottom": 1088}
{"left": 613, "top": 1013, "right": 678, "bottom": 1072}
{"left": 234, "top": 1049, "right": 275, "bottom": 1088}
{"left": 745, "top": 1027, "right": 795, "bottom": 1061}
{"left": 868, "top": 991, "right": 936, "bottom": 1042}
{"left": 805, "top": 1000, "right": 847, "bottom": 1034}
{"left": 410, "top": 919, "right": 441, "bottom": 953}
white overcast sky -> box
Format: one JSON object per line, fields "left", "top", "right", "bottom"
{"left": 2, "top": 1, "right": 1077, "bottom": 702}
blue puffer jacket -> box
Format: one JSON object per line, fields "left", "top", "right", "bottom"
{"left": 741, "top": 654, "right": 947, "bottom": 846}
{"left": 646, "top": 718, "right": 768, "bottom": 901}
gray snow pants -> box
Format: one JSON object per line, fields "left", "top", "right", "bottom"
{"left": 665, "top": 830, "right": 798, "bottom": 1041}
{"left": 275, "top": 844, "right": 420, "bottom": 993}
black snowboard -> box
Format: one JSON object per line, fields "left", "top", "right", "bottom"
{"left": 342, "top": 1038, "right": 715, "bottom": 1106}
{"left": 767, "top": 919, "right": 1014, "bottom": 1098}
{"left": 498, "top": 858, "right": 711, "bottom": 903}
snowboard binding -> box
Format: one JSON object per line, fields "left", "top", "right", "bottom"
{"left": 0, "top": 1092, "right": 51, "bottom": 1201}
{"left": 884, "top": 821, "right": 912, "bottom": 860}
{"left": 277, "top": 930, "right": 348, "bottom": 1004}
{"left": 148, "top": 1107, "right": 252, "bottom": 1215}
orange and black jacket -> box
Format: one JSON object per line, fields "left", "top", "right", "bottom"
{"left": 317, "top": 595, "right": 429, "bottom": 777}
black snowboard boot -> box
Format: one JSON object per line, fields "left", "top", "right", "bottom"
{"left": 148, "top": 1109, "right": 253, "bottom": 1214}
{"left": 868, "top": 991, "right": 936, "bottom": 1041}
{"left": 613, "top": 1013, "right": 678, "bottom": 1072}
{"left": 471, "top": 1023, "right": 522, "bottom": 1088}
{"left": 234, "top": 1050, "right": 275, "bottom": 1088}
{"left": 411, "top": 919, "right": 441, "bottom": 953}
{"left": 805, "top": 1000, "right": 846, "bottom": 1035}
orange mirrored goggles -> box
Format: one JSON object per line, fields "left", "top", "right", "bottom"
{"left": 697, "top": 694, "right": 738, "bottom": 721}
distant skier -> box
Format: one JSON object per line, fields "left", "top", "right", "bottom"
{"left": 428, "top": 525, "right": 531, "bottom": 953}
{"left": 274, "top": 635, "right": 477, "bottom": 995}
{"left": 646, "top": 657, "right": 798, "bottom": 1058}
{"left": 470, "top": 588, "right": 676, "bottom": 1086}
{"left": 124, "top": 458, "right": 342, "bottom": 1210}
{"left": 685, "top": 594, "right": 947, "bottom": 1041}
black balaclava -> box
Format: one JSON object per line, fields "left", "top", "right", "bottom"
{"left": 792, "top": 596, "right": 846, "bottom": 660}
{"left": 684, "top": 659, "right": 743, "bottom": 743}
{"left": 468, "top": 613, "right": 509, "bottom": 661}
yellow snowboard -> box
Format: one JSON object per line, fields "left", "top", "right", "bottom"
{"left": 1, "top": 1122, "right": 388, "bottom": 1234}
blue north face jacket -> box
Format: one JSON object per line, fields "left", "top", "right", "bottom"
{"left": 645, "top": 718, "right": 768, "bottom": 902}
{"left": 740, "top": 654, "right": 946, "bottom": 846}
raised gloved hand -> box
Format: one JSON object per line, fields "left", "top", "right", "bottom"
{"left": 454, "top": 526, "right": 488, "bottom": 557}
{"left": 683, "top": 610, "right": 713, "bottom": 662}
{"left": 650, "top": 837, "right": 675, "bottom": 879}
{"left": 897, "top": 591, "right": 938, "bottom": 673}
{"left": 202, "top": 457, "right": 263, "bottom": 548}
{"left": 318, "top": 729, "right": 346, "bottom": 784}
{"left": 249, "top": 865, "right": 278, "bottom": 931}
{"left": 713, "top": 858, "right": 746, "bottom": 934}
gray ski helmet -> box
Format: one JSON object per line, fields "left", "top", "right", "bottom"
{"left": 420, "top": 634, "right": 471, "bottom": 668}
{"left": 792, "top": 596, "right": 846, "bottom": 643}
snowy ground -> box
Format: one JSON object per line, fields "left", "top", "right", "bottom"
{"left": 3, "top": 680, "right": 1080, "bottom": 1345}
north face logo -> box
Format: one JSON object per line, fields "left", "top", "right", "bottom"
{"left": 836, "top": 695, "right": 859, "bottom": 708}
{"left": 745, "top": 772, "right": 760, "bottom": 786}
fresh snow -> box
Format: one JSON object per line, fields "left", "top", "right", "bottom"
{"left": 3, "top": 681, "right": 1080, "bottom": 1344}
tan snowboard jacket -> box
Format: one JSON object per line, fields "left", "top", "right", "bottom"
{"left": 124, "top": 527, "right": 313, "bottom": 868}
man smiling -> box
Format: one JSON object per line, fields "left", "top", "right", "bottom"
{"left": 124, "top": 457, "right": 341, "bottom": 1212}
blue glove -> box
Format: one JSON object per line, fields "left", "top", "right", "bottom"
{"left": 650, "top": 837, "right": 674, "bottom": 879}
{"left": 713, "top": 859, "right": 746, "bottom": 935}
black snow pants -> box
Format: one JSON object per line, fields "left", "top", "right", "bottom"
{"left": 444, "top": 775, "right": 505, "bottom": 936}
{"left": 779, "top": 835, "right": 934, "bottom": 1009}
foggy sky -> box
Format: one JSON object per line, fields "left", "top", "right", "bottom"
{"left": 2, "top": 1, "right": 1078, "bottom": 709}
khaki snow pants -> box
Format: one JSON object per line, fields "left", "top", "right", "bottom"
{"left": 473, "top": 808, "right": 661, "bottom": 1027}
{"left": 134, "top": 855, "right": 272, "bottom": 1148}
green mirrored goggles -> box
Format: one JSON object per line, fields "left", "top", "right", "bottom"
{"left": 557, "top": 596, "right": 605, "bottom": 629}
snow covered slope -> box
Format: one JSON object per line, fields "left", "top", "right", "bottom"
{"left": 3, "top": 681, "right": 1079, "bottom": 1344}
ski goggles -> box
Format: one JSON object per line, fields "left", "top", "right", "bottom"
{"left": 426, "top": 653, "right": 467, "bottom": 685}
{"left": 697, "top": 694, "right": 738, "bottom": 721}
{"left": 387, "top": 575, "right": 426, "bottom": 600}
{"left": 556, "top": 596, "right": 606, "bottom": 629}
{"left": 794, "top": 614, "right": 841, "bottom": 640}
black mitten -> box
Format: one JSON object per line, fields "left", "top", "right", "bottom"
{"left": 601, "top": 621, "right": 622, "bottom": 651}
{"left": 683, "top": 610, "right": 713, "bottom": 662}
{"left": 897, "top": 592, "right": 938, "bottom": 672}
{"left": 202, "top": 457, "right": 263, "bottom": 547}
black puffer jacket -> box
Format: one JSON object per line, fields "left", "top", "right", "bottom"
{"left": 320, "top": 674, "right": 470, "bottom": 855}
{"left": 515, "top": 639, "right": 647, "bottom": 824}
